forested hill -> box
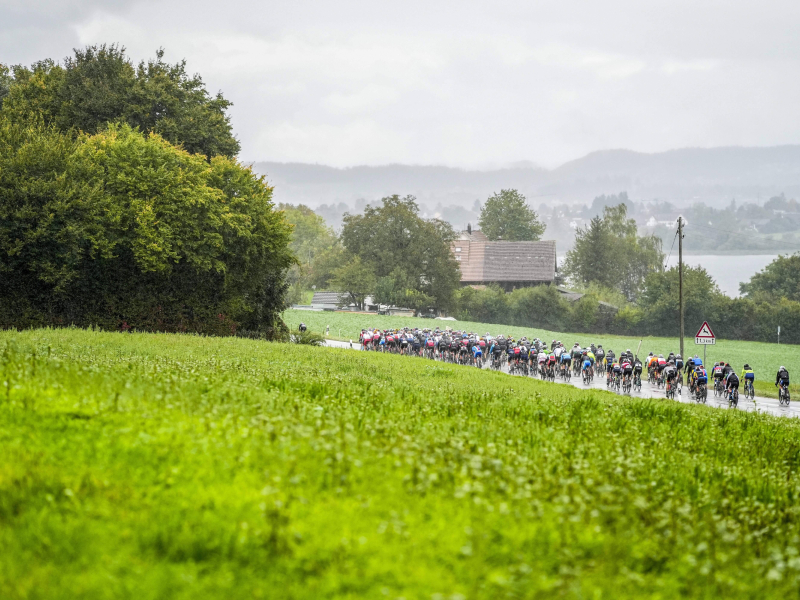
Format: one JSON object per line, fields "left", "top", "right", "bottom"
{"left": 253, "top": 145, "right": 800, "bottom": 207}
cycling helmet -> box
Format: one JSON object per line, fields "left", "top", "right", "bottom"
{"left": 676, "top": 354, "right": 682, "bottom": 359}
{"left": 648, "top": 352, "right": 654, "bottom": 356}
{"left": 781, "top": 366, "right": 786, "bottom": 371}
{"left": 598, "top": 345, "right": 603, "bottom": 348}
{"left": 744, "top": 364, "right": 750, "bottom": 369}
{"left": 626, "top": 349, "right": 631, "bottom": 353}
{"left": 658, "top": 354, "right": 663, "bottom": 358}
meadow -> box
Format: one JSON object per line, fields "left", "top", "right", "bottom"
{"left": 284, "top": 309, "right": 797, "bottom": 399}
{"left": 3, "top": 328, "right": 800, "bottom": 598}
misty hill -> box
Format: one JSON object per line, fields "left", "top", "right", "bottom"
{"left": 253, "top": 145, "right": 800, "bottom": 209}
{"left": 252, "top": 162, "right": 548, "bottom": 208}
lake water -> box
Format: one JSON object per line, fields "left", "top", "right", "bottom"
{"left": 557, "top": 254, "right": 778, "bottom": 297}
{"left": 680, "top": 255, "right": 777, "bottom": 297}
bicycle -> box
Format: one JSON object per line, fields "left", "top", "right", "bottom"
{"left": 633, "top": 372, "right": 642, "bottom": 392}
{"left": 695, "top": 383, "right": 707, "bottom": 404}
{"left": 728, "top": 387, "right": 739, "bottom": 408}
{"left": 744, "top": 379, "right": 754, "bottom": 399}
{"left": 666, "top": 379, "right": 675, "bottom": 399}
{"left": 656, "top": 371, "right": 665, "bottom": 389}
{"left": 713, "top": 378, "right": 724, "bottom": 397}
{"left": 779, "top": 382, "right": 791, "bottom": 406}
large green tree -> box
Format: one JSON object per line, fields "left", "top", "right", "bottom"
{"left": 340, "top": 195, "right": 460, "bottom": 312}
{"left": 330, "top": 256, "right": 376, "bottom": 310}
{"left": 2, "top": 45, "right": 239, "bottom": 159}
{"left": 0, "top": 122, "right": 292, "bottom": 334}
{"left": 638, "top": 265, "right": 724, "bottom": 338}
{"left": 478, "top": 189, "right": 546, "bottom": 241}
{"left": 562, "top": 203, "right": 664, "bottom": 301}
{"left": 740, "top": 253, "right": 800, "bottom": 302}
{"left": 278, "top": 203, "right": 341, "bottom": 302}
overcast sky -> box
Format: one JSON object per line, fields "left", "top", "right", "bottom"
{"left": 4, "top": 0, "right": 800, "bottom": 168}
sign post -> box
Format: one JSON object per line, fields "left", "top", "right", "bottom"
{"left": 695, "top": 321, "right": 716, "bottom": 367}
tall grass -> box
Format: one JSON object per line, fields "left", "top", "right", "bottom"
{"left": 2, "top": 328, "right": 800, "bottom": 598}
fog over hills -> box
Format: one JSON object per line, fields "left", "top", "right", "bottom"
{"left": 253, "top": 145, "right": 800, "bottom": 210}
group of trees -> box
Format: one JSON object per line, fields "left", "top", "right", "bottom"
{"left": 281, "top": 189, "right": 548, "bottom": 314}
{"left": 335, "top": 195, "right": 461, "bottom": 311}
{"left": 562, "top": 203, "right": 665, "bottom": 301}
{"left": 1, "top": 45, "right": 294, "bottom": 335}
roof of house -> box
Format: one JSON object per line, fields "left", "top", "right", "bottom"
{"left": 452, "top": 231, "right": 556, "bottom": 283}
{"left": 311, "top": 291, "right": 349, "bottom": 306}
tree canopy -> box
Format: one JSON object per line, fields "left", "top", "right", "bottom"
{"left": 278, "top": 203, "right": 342, "bottom": 302}
{"left": 0, "top": 122, "right": 292, "bottom": 334}
{"left": 2, "top": 45, "right": 239, "bottom": 159}
{"left": 339, "top": 195, "right": 461, "bottom": 312}
{"left": 0, "top": 46, "right": 294, "bottom": 335}
{"left": 562, "top": 203, "right": 664, "bottom": 301}
{"left": 478, "top": 189, "right": 546, "bottom": 241}
{"left": 740, "top": 253, "right": 800, "bottom": 302}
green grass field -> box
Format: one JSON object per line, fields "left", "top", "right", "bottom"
{"left": 3, "top": 328, "right": 800, "bottom": 598}
{"left": 284, "top": 309, "right": 798, "bottom": 399}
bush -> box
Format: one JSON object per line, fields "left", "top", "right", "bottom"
{"left": 0, "top": 123, "right": 294, "bottom": 335}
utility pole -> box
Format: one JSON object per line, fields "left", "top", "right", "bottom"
{"left": 678, "top": 217, "right": 684, "bottom": 359}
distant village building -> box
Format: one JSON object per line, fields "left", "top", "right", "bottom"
{"left": 451, "top": 229, "right": 557, "bottom": 290}
{"left": 644, "top": 215, "right": 688, "bottom": 229}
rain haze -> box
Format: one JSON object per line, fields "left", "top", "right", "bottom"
{"left": 4, "top": 0, "right": 800, "bottom": 169}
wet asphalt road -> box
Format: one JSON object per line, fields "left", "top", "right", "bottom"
{"left": 324, "top": 340, "right": 797, "bottom": 419}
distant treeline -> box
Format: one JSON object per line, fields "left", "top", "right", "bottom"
{"left": 454, "top": 256, "right": 800, "bottom": 344}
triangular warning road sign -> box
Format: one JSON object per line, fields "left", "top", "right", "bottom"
{"left": 695, "top": 321, "right": 715, "bottom": 338}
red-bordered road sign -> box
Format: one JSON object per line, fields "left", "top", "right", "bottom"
{"left": 695, "top": 321, "right": 716, "bottom": 345}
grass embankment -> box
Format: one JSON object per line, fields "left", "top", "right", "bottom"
{"left": 285, "top": 309, "right": 798, "bottom": 399}
{"left": 3, "top": 329, "right": 800, "bottom": 598}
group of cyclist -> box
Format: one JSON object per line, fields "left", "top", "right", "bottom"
{"left": 353, "top": 325, "right": 791, "bottom": 405}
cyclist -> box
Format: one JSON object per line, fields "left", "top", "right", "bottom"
{"left": 537, "top": 347, "right": 547, "bottom": 371}
{"left": 471, "top": 341, "right": 483, "bottom": 367}
{"left": 595, "top": 345, "right": 605, "bottom": 372}
{"left": 585, "top": 347, "right": 596, "bottom": 366}
{"left": 689, "top": 364, "right": 708, "bottom": 394}
{"left": 776, "top": 366, "right": 790, "bottom": 392}
{"left": 656, "top": 354, "right": 667, "bottom": 379}
{"left": 621, "top": 355, "right": 633, "bottom": 387}
{"left": 299, "top": 322, "right": 307, "bottom": 332}
{"left": 740, "top": 364, "right": 755, "bottom": 393}
{"left": 547, "top": 351, "right": 557, "bottom": 376}
{"left": 610, "top": 360, "right": 622, "bottom": 386}
{"left": 582, "top": 355, "right": 593, "bottom": 380}
{"left": 560, "top": 349, "right": 572, "bottom": 375}
{"left": 712, "top": 362, "right": 725, "bottom": 392}
{"left": 664, "top": 360, "right": 678, "bottom": 394}
{"left": 725, "top": 368, "right": 740, "bottom": 401}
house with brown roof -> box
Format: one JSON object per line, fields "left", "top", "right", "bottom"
{"left": 451, "top": 229, "right": 557, "bottom": 289}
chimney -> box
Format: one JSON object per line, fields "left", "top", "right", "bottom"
{"left": 467, "top": 223, "right": 472, "bottom": 234}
